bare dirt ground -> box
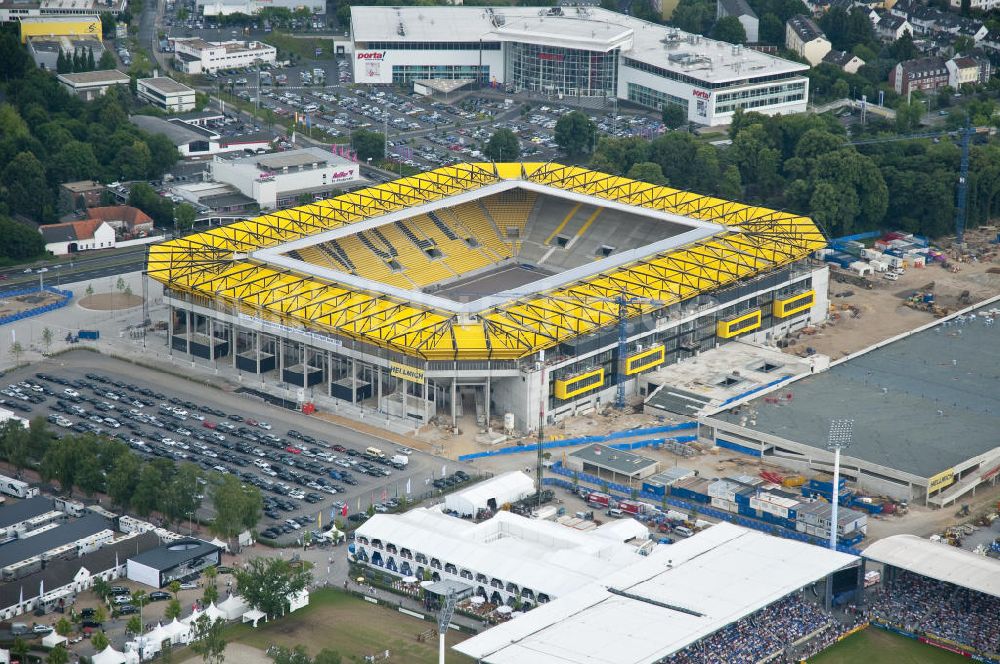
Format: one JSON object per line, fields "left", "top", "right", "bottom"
{"left": 0, "top": 289, "right": 66, "bottom": 317}
{"left": 798, "top": 251, "right": 1000, "bottom": 360}
{"left": 79, "top": 292, "right": 144, "bottom": 311}
{"left": 180, "top": 643, "right": 270, "bottom": 664}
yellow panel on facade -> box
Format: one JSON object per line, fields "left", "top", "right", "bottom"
{"left": 20, "top": 17, "right": 101, "bottom": 42}
{"left": 554, "top": 368, "right": 605, "bottom": 400}
{"left": 928, "top": 468, "right": 955, "bottom": 493}
{"left": 626, "top": 345, "right": 665, "bottom": 375}
{"left": 773, "top": 290, "right": 816, "bottom": 318}
{"left": 717, "top": 309, "right": 761, "bottom": 339}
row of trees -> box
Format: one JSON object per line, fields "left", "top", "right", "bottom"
{"left": 56, "top": 47, "right": 117, "bottom": 74}
{"left": 548, "top": 107, "right": 1000, "bottom": 240}
{"left": 0, "top": 418, "right": 262, "bottom": 543}
{"left": 0, "top": 33, "right": 179, "bottom": 224}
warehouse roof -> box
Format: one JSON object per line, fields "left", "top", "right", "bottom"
{"left": 0, "top": 496, "right": 58, "bottom": 530}
{"left": 569, "top": 444, "right": 657, "bottom": 476}
{"left": 712, "top": 305, "right": 1000, "bottom": 479}
{"left": 129, "top": 539, "right": 220, "bottom": 571}
{"left": 455, "top": 522, "right": 858, "bottom": 664}
{"left": 138, "top": 76, "right": 195, "bottom": 95}
{"left": 444, "top": 471, "right": 535, "bottom": 515}
{"left": 863, "top": 534, "right": 1000, "bottom": 599}
{"left": 0, "top": 514, "right": 112, "bottom": 569}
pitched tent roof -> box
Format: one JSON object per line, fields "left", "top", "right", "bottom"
{"left": 862, "top": 534, "right": 1000, "bottom": 599}
{"left": 92, "top": 646, "right": 126, "bottom": 664}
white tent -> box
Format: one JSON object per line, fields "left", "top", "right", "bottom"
{"left": 124, "top": 649, "right": 140, "bottom": 664}
{"left": 162, "top": 618, "right": 191, "bottom": 645}
{"left": 444, "top": 471, "right": 534, "bottom": 517}
{"left": 241, "top": 608, "right": 266, "bottom": 627}
{"left": 218, "top": 595, "right": 249, "bottom": 620}
{"left": 208, "top": 537, "right": 229, "bottom": 553}
{"left": 141, "top": 624, "right": 171, "bottom": 655}
{"left": 203, "top": 602, "right": 225, "bottom": 623}
{"left": 287, "top": 589, "right": 309, "bottom": 613}
{"left": 92, "top": 646, "right": 127, "bottom": 664}
{"left": 41, "top": 632, "right": 67, "bottom": 649}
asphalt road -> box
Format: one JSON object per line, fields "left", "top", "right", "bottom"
{"left": 0, "top": 351, "right": 476, "bottom": 544}
{"left": 0, "top": 247, "right": 149, "bottom": 296}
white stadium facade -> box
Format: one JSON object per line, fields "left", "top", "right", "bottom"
{"left": 349, "top": 6, "right": 810, "bottom": 127}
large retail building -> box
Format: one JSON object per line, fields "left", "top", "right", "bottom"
{"left": 350, "top": 6, "right": 809, "bottom": 127}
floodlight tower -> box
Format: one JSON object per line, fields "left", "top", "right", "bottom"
{"left": 437, "top": 590, "right": 457, "bottom": 664}
{"left": 827, "top": 419, "right": 854, "bottom": 551}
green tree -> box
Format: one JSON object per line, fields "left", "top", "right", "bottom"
{"left": 41, "top": 327, "right": 53, "bottom": 351}
{"left": 169, "top": 580, "right": 182, "bottom": 599}
{"left": 107, "top": 452, "right": 141, "bottom": 509}
{"left": 174, "top": 203, "right": 197, "bottom": 232}
{"left": 712, "top": 16, "right": 747, "bottom": 44}
{"left": 205, "top": 565, "right": 218, "bottom": 589}
{"left": 126, "top": 614, "right": 142, "bottom": 635}
{"left": 57, "top": 50, "right": 69, "bottom": 74}
{"left": 55, "top": 617, "right": 73, "bottom": 636}
{"left": 759, "top": 13, "right": 784, "bottom": 44}
{"left": 626, "top": 162, "right": 667, "bottom": 185}
{"left": 2, "top": 151, "right": 53, "bottom": 221}
{"left": 211, "top": 472, "right": 262, "bottom": 545}
{"left": 554, "top": 111, "right": 596, "bottom": 159}
{"left": 732, "top": 124, "right": 781, "bottom": 197}
{"left": 0, "top": 420, "right": 31, "bottom": 474}
{"left": 164, "top": 598, "right": 182, "bottom": 620}
{"left": 484, "top": 128, "right": 520, "bottom": 162}
{"left": 86, "top": 47, "right": 95, "bottom": 72}
{"left": 190, "top": 614, "right": 227, "bottom": 664}
{"left": 91, "top": 631, "right": 110, "bottom": 651}
{"left": 8, "top": 341, "right": 23, "bottom": 365}
{"left": 93, "top": 604, "right": 106, "bottom": 625}
{"left": 85, "top": 284, "right": 94, "bottom": 296}
{"left": 98, "top": 50, "right": 117, "bottom": 70}
{"left": 661, "top": 104, "right": 686, "bottom": 130}
{"left": 233, "top": 557, "right": 311, "bottom": 620}
{"left": 11, "top": 637, "right": 28, "bottom": 664}
{"left": 116, "top": 276, "right": 126, "bottom": 292}
{"left": 202, "top": 584, "right": 219, "bottom": 605}
{"left": 0, "top": 215, "right": 46, "bottom": 261}
{"left": 350, "top": 129, "right": 385, "bottom": 162}
{"left": 267, "top": 645, "right": 311, "bottom": 664}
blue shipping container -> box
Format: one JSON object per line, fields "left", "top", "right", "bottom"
{"left": 78, "top": 330, "right": 100, "bottom": 340}
{"left": 642, "top": 482, "right": 666, "bottom": 497}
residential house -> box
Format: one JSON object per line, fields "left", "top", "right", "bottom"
{"left": 58, "top": 180, "right": 105, "bottom": 212}
{"left": 786, "top": 15, "right": 832, "bottom": 66}
{"left": 822, "top": 49, "right": 866, "bottom": 74}
{"left": 40, "top": 219, "right": 116, "bottom": 255}
{"left": 717, "top": 0, "right": 759, "bottom": 42}
{"left": 949, "top": 0, "right": 1000, "bottom": 12}
{"left": 873, "top": 12, "right": 911, "bottom": 41}
{"left": 945, "top": 55, "right": 991, "bottom": 89}
{"left": 85, "top": 206, "right": 155, "bottom": 238}
{"left": 889, "top": 56, "right": 948, "bottom": 96}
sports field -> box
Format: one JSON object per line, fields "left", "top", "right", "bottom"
{"left": 810, "top": 627, "right": 971, "bottom": 664}
{"left": 219, "top": 589, "right": 474, "bottom": 664}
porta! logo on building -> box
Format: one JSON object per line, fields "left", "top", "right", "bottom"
{"left": 356, "top": 51, "right": 386, "bottom": 60}
{"left": 691, "top": 89, "right": 710, "bottom": 100}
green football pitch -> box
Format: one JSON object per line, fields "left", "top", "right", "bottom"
{"left": 809, "top": 627, "right": 972, "bottom": 664}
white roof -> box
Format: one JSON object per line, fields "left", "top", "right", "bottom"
{"left": 862, "top": 534, "right": 1000, "bottom": 599}
{"left": 355, "top": 507, "right": 646, "bottom": 598}
{"left": 444, "top": 471, "right": 535, "bottom": 515}
{"left": 92, "top": 647, "right": 126, "bottom": 664}
{"left": 41, "top": 632, "right": 68, "bottom": 648}
{"left": 455, "top": 522, "right": 857, "bottom": 664}
{"left": 351, "top": 6, "right": 808, "bottom": 85}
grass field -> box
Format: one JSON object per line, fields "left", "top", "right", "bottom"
{"left": 221, "top": 589, "right": 474, "bottom": 664}
{"left": 809, "top": 627, "right": 971, "bottom": 664}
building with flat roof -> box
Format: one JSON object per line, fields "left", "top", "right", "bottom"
{"left": 56, "top": 69, "right": 129, "bottom": 101}
{"left": 455, "top": 521, "right": 859, "bottom": 664}
{"left": 0, "top": 514, "right": 114, "bottom": 580}
{"left": 127, "top": 539, "right": 221, "bottom": 588}
{"left": 0, "top": 496, "right": 64, "bottom": 539}
{"left": 350, "top": 6, "right": 809, "bottom": 127}
{"left": 209, "top": 147, "right": 362, "bottom": 210}
{"left": 195, "top": 0, "right": 324, "bottom": 16}
{"left": 703, "top": 303, "right": 1000, "bottom": 506}
{"left": 171, "top": 38, "right": 276, "bottom": 74}
{"left": 137, "top": 77, "right": 197, "bottom": 113}
{"left": 0, "top": 0, "right": 126, "bottom": 23}
{"left": 25, "top": 35, "right": 103, "bottom": 70}
{"left": 566, "top": 444, "right": 659, "bottom": 480}
{"left": 18, "top": 14, "right": 98, "bottom": 41}
{"left": 353, "top": 507, "right": 651, "bottom": 608}
{"left": 443, "top": 471, "right": 535, "bottom": 517}
{"left": 58, "top": 179, "right": 107, "bottom": 210}
{"left": 130, "top": 115, "right": 272, "bottom": 158}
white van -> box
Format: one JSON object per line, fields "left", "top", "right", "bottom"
{"left": 883, "top": 272, "right": 900, "bottom": 281}
{"left": 673, "top": 526, "right": 694, "bottom": 537}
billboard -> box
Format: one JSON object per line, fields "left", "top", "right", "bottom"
{"left": 928, "top": 468, "right": 955, "bottom": 493}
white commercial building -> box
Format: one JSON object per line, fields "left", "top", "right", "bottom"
{"left": 353, "top": 507, "right": 650, "bottom": 607}
{"left": 443, "top": 471, "right": 535, "bottom": 517}
{"left": 171, "top": 38, "right": 276, "bottom": 74}
{"left": 0, "top": 0, "right": 128, "bottom": 23}
{"left": 57, "top": 69, "right": 130, "bottom": 101}
{"left": 196, "top": 0, "right": 324, "bottom": 16}
{"left": 456, "top": 522, "right": 859, "bottom": 664}
{"left": 350, "top": 6, "right": 809, "bottom": 127}
{"left": 136, "top": 77, "right": 197, "bottom": 112}
{"left": 209, "top": 147, "right": 362, "bottom": 210}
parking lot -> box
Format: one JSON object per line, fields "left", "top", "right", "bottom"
{"left": 0, "top": 353, "right": 476, "bottom": 545}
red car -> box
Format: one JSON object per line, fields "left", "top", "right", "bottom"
{"left": 286, "top": 446, "right": 302, "bottom": 454}
{"left": 247, "top": 418, "right": 259, "bottom": 426}
{"left": 202, "top": 420, "right": 217, "bottom": 429}
{"left": 332, "top": 444, "right": 347, "bottom": 453}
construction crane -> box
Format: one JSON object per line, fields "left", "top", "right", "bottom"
{"left": 849, "top": 122, "right": 984, "bottom": 244}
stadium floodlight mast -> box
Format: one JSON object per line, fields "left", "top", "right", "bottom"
{"left": 826, "top": 419, "right": 854, "bottom": 551}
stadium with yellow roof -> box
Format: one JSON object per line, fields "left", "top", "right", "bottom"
{"left": 148, "top": 162, "right": 828, "bottom": 430}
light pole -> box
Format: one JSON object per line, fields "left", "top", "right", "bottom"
{"left": 187, "top": 510, "right": 194, "bottom": 536}
{"left": 827, "top": 419, "right": 854, "bottom": 551}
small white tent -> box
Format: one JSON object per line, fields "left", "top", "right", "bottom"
{"left": 218, "top": 595, "right": 249, "bottom": 620}
{"left": 92, "top": 646, "right": 127, "bottom": 664}
{"left": 241, "top": 608, "right": 266, "bottom": 627}
{"left": 444, "top": 471, "right": 534, "bottom": 517}
{"left": 162, "top": 618, "right": 191, "bottom": 645}
{"left": 41, "top": 632, "right": 67, "bottom": 649}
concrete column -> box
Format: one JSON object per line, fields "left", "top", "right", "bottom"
{"left": 302, "top": 344, "right": 308, "bottom": 392}
{"left": 209, "top": 317, "right": 216, "bottom": 364}
{"left": 167, "top": 306, "right": 174, "bottom": 356}
{"left": 255, "top": 331, "right": 261, "bottom": 374}
{"left": 232, "top": 324, "right": 238, "bottom": 370}
{"left": 485, "top": 362, "right": 492, "bottom": 430}
{"left": 376, "top": 365, "right": 383, "bottom": 411}
{"left": 351, "top": 356, "right": 358, "bottom": 404}
{"left": 424, "top": 370, "right": 430, "bottom": 423}
{"left": 278, "top": 338, "right": 285, "bottom": 381}
{"left": 451, "top": 374, "right": 458, "bottom": 429}
{"left": 327, "top": 351, "right": 333, "bottom": 398}
{"left": 185, "top": 310, "right": 192, "bottom": 356}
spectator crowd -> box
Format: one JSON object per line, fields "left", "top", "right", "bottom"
{"left": 665, "top": 594, "right": 834, "bottom": 663}
{"left": 869, "top": 569, "right": 1000, "bottom": 657}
